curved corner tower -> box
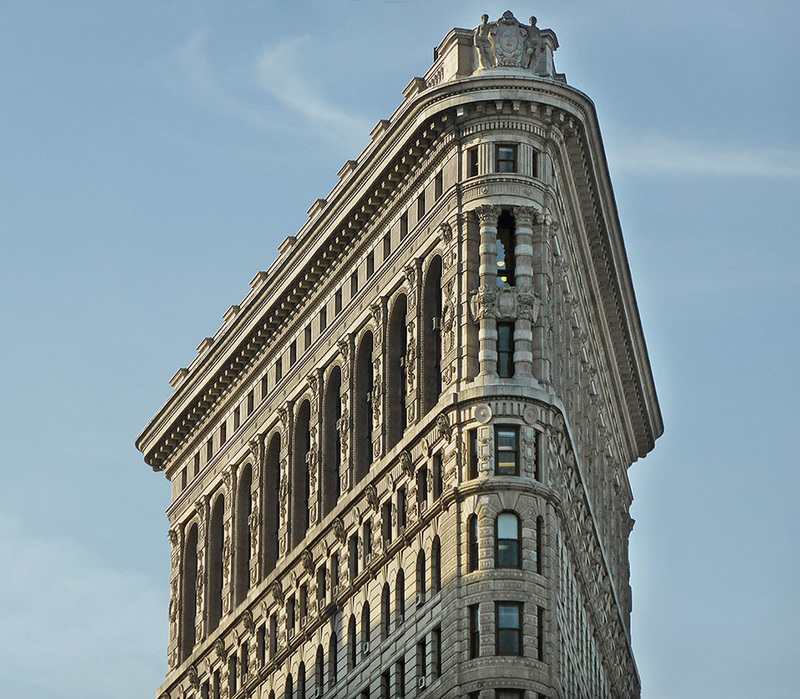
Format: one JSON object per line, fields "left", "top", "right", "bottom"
{"left": 138, "top": 11, "right": 663, "bottom": 699}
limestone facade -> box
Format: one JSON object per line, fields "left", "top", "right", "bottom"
{"left": 137, "top": 12, "right": 662, "bottom": 699}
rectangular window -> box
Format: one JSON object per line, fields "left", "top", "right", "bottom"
{"left": 261, "top": 374, "right": 269, "bottom": 401}
{"left": 219, "top": 421, "right": 227, "bottom": 445}
{"left": 275, "top": 357, "right": 283, "bottom": 383}
{"left": 349, "top": 534, "right": 359, "bottom": 581}
{"left": 495, "top": 427, "right": 519, "bottom": 476}
{"left": 213, "top": 670, "right": 220, "bottom": 699}
{"left": 247, "top": 390, "right": 254, "bottom": 416}
{"left": 432, "top": 625, "right": 442, "bottom": 679}
{"left": 416, "top": 640, "right": 426, "bottom": 688}
{"left": 397, "top": 486, "right": 407, "bottom": 531}
{"left": 395, "top": 659, "right": 405, "bottom": 698}
{"left": 417, "top": 192, "right": 426, "bottom": 220}
{"left": 497, "top": 322, "right": 514, "bottom": 378}
{"left": 382, "top": 500, "right": 392, "bottom": 547}
{"left": 532, "top": 150, "right": 539, "bottom": 178}
{"left": 257, "top": 624, "right": 266, "bottom": 665}
{"left": 363, "top": 520, "right": 372, "bottom": 566}
{"left": 496, "top": 144, "right": 517, "bottom": 173}
{"left": 468, "top": 147, "right": 479, "bottom": 177}
{"left": 289, "top": 340, "right": 297, "bottom": 366}
{"left": 469, "top": 604, "right": 480, "bottom": 658}
{"left": 416, "top": 468, "right": 428, "bottom": 511}
{"left": 496, "top": 602, "right": 522, "bottom": 655}
{"left": 193, "top": 452, "right": 200, "bottom": 477}
{"left": 206, "top": 437, "right": 213, "bottom": 462}
{"left": 320, "top": 305, "right": 327, "bottom": 332}
{"left": 227, "top": 654, "right": 237, "bottom": 694}
{"left": 350, "top": 270, "right": 359, "bottom": 298}
{"left": 400, "top": 212, "right": 408, "bottom": 240}
{"left": 432, "top": 453, "right": 443, "bottom": 499}
{"left": 468, "top": 429, "right": 478, "bottom": 479}
{"left": 434, "top": 170, "right": 443, "bottom": 199}
{"left": 201, "top": 681, "right": 210, "bottom": 699}
{"left": 233, "top": 406, "right": 240, "bottom": 431}
{"left": 286, "top": 596, "right": 296, "bottom": 633}
{"left": 366, "top": 251, "right": 375, "bottom": 279}
{"left": 241, "top": 641, "right": 248, "bottom": 682}
{"left": 537, "top": 605, "right": 545, "bottom": 661}
{"left": 180, "top": 467, "right": 187, "bottom": 491}
{"left": 381, "top": 670, "right": 390, "bottom": 699}
{"left": 383, "top": 232, "right": 391, "bottom": 260}
{"left": 317, "top": 566, "right": 327, "bottom": 606}
{"left": 331, "top": 552, "right": 339, "bottom": 592}
{"left": 305, "top": 323, "right": 312, "bottom": 350}
{"left": 335, "top": 288, "right": 343, "bottom": 315}
{"left": 269, "top": 614, "right": 277, "bottom": 658}
{"left": 299, "top": 584, "right": 308, "bottom": 627}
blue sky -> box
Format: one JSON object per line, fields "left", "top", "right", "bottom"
{"left": 1, "top": 2, "right": 798, "bottom": 698}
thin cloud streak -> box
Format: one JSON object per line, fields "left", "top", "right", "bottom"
{"left": 257, "top": 36, "right": 372, "bottom": 154}
{"left": 608, "top": 134, "right": 800, "bottom": 178}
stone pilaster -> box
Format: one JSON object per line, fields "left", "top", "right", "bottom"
{"left": 337, "top": 336, "right": 353, "bottom": 493}
{"left": 277, "top": 403, "right": 292, "bottom": 558}
{"left": 370, "top": 301, "right": 384, "bottom": 461}
{"left": 404, "top": 260, "right": 422, "bottom": 426}
{"left": 476, "top": 205, "right": 500, "bottom": 377}
{"left": 532, "top": 212, "right": 554, "bottom": 384}
{"left": 513, "top": 206, "right": 537, "bottom": 378}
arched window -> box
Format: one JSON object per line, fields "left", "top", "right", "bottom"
{"left": 329, "top": 632, "right": 338, "bottom": 686}
{"left": 315, "top": 645, "right": 324, "bottom": 694}
{"left": 322, "top": 366, "right": 342, "bottom": 516}
{"left": 496, "top": 512, "right": 521, "bottom": 568}
{"left": 431, "top": 536, "right": 441, "bottom": 593}
{"left": 264, "top": 433, "right": 281, "bottom": 575}
{"left": 348, "top": 614, "right": 357, "bottom": 669}
{"left": 180, "top": 523, "right": 198, "bottom": 660}
{"left": 354, "top": 331, "right": 374, "bottom": 483}
{"left": 386, "top": 294, "right": 408, "bottom": 448}
{"left": 467, "top": 514, "right": 479, "bottom": 572}
{"left": 395, "top": 569, "right": 406, "bottom": 624}
{"left": 208, "top": 494, "right": 225, "bottom": 631}
{"left": 297, "top": 662, "right": 306, "bottom": 699}
{"left": 235, "top": 464, "right": 252, "bottom": 605}
{"left": 381, "top": 583, "right": 391, "bottom": 640}
{"left": 421, "top": 256, "right": 443, "bottom": 415}
{"left": 284, "top": 673, "right": 293, "bottom": 699}
{"left": 292, "top": 400, "right": 312, "bottom": 549}
{"left": 361, "top": 602, "right": 371, "bottom": 655}
{"left": 416, "top": 550, "right": 426, "bottom": 605}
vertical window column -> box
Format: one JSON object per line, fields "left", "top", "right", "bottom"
{"left": 476, "top": 205, "right": 500, "bottom": 377}
{"left": 512, "top": 206, "right": 537, "bottom": 378}
{"left": 531, "top": 210, "right": 553, "bottom": 384}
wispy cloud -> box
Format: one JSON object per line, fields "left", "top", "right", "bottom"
{"left": 162, "top": 30, "right": 371, "bottom": 155}
{"left": 607, "top": 133, "right": 800, "bottom": 178}
{"left": 0, "top": 513, "right": 164, "bottom": 699}
{"left": 169, "top": 28, "right": 281, "bottom": 134}
{"left": 256, "top": 36, "right": 372, "bottom": 153}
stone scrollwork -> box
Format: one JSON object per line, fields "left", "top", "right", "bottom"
{"left": 439, "top": 221, "right": 453, "bottom": 244}
{"left": 468, "top": 284, "right": 497, "bottom": 322}
{"left": 475, "top": 204, "right": 499, "bottom": 226}
{"left": 518, "top": 289, "right": 541, "bottom": 322}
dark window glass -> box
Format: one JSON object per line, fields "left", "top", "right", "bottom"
{"left": 395, "top": 659, "right": 405, "bottom": 698}
{"left": 247, "top": 390, "right": 254, "bottom": 415}
{"left": 206, "top": 437, "right": 213, "bottom": 462}
{"left": 536, "top": 516, "right": 544, "bottom": 575}
{"left": 498, "top": 322, "right": 514, "bottom": 377}
{"left": 275, "top": 357, "right": 282, "bottom": 383}
{"left": 367, "top": 251, "right": 375, "bottom": 279}
{"left": 417, "top": 467, "right": 428, "bottom": 510}
{"left": 532, "top": 150, "right": 539, "bottom": 178}
{"left": 261, "top": 374, "right": 269, "bottom": 400}
{"left": 468, "top": 147, "right": 479, "bottom": 177}
{"left": 349, "top": 534, "right": 359, "bottom": 581}
{"left": 496, "top": 144, "right": 517, "bottom": 173}
{"left": 469, "top": 604, "right": 480, "bottom": 658}
{"left": 351, "top": 271, "right": 359, "bottom": 297}
{"left": 538, "top": 605, "right": 545, "bottom": 660}
{"left": 233, "top": 406, "right": 240, "bottom": 431}
{"left": 434, "top": 171, "right": 443, "bottom": 199}
{"left": 193, "top": 452, "right": 200, "bottom": 477}
{"left": 496, "top": 211, "right": 516, "bottom": 286}
{"left": 305, "top": 324, "right": 312, "bottom": 350}
{"left": 363, "top": 520, "right": 372, "bottom": 566}
{"left": 400, "top": 213, "right": 408, "bottom": 240}
{"left": 220, "top": 421, "right": 226, "bottom": 445}
{"left": 289, "top": 340, "right": 297, "bottom": 366}
{"left": 467, "top": 514, "right": 479, "bottom": 572}
{"left": 334, "top": 288, "right": 343, "bottom": 314}
{"left": 383, "top": 232, "right": 391, "bottom": 260}
{"left": 320, "top": 306, "right": 328, "bottom": 332}
{"left": 433, "top": 626, "right": 442, "bottom": 678}
{"left": 417, "top": 192, "right": 426, "bottom": 220}
{"left": 496, "top": 512, "right": 521, "bottom": 568}
{"left": 496, "top": 603, "right": 522, "bottom": 655}
{"left": 395, "top": 569, "right": 405, "bottom": 623}
{"left": 468, "top": 429, "right": 478, "bottom": 479}
{"left": 495, "top": 427, "right": 518, "bottom": 476}
{"left": 432, "top": 453, "right": 443, "bottom": 499}
{"left": 397, "top": 487, "right": 407, "bottom": 531}
{"left": 382, "top": 500, "right": 392, "bottom": 547}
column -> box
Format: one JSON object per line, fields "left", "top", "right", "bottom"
{"left": 513, "top": 206, "right": 536, "bottom": 378}
{"left": 476, "top": 204, "right": 499, "bottom": 377}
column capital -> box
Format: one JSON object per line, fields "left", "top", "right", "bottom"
{"left": 475, "top": 204, "right": 500, "bottom": 226}
{"left": 514, "top": 205, "right": 538, "bottom": 228}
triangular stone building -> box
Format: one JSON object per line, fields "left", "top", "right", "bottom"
{"left": 138, "top": 11, "right": 662, "bottom": 699}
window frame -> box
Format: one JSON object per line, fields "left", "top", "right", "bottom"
{"left": 495, "top": 602, "right": 523, "bottom": 656}
{"left": 495, "top": 426, "right": 519, "bottom": 476}
{"left": 495, "top": 143, "right": 518, "bottom": 173}
{"left": 496, "top": 511, "right": 522, "bottom": 569}
{"left": 497, "top": 322, "right": 515, "bottom": 378}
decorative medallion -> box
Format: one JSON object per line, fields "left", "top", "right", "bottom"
{"left": 474, "top": 403, "right": 493, "bottom": 424}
